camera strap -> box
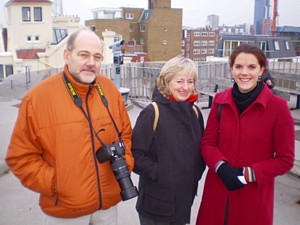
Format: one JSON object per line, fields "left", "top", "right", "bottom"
{"left": 94, "top": 83, "right": 123, "bottom": 141}
{"left": 62, "top": 73, "right": 123, "bottom": 144}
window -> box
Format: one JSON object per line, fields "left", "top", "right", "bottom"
{"left": 209, "top": 32, "right": 215, "bottom": 37}
{"left": 93, "top": 12, "right": 98, "bottom": 19}
{"left": 61, "top": 29, "right": 68, "bottom": 38}
{"left": 193, "top": 49, "right": 200, "bottom": 54}
{"left": 35, "top": 36, "right": 39, "bottom": 42}
{"left": 145, "top": 13, "right": 149, "bottom": 19}
{"left": 201, "top": 41, "right": 208, "bottom": 46}
{"left": 22, "top": 7, "right": 31, "bottom": 22}
{"left": 52, "top": 28, "right": 68, "bottom": 44}
{"left": 55, "top": 30, "right": 62, "bottom": 42}
{"left": 163, "top": 40, "right": 167, "bottom": 45}
{"left": 104, "top": 10, "right": 115, "bottom": 19}
{"left": 34, "top": 7, "right": 42, "bottom": 21}
{"left": 27, "top": 36, "right": 32, "bottom": 42}
{"left": 6, "top": 65, "right": 13, "bottom": 77}
{"left": 126, "top": 13, "right": 134, "bottom": 19}
{"left": 194, "top": 41, "right": 200, "bottom": 46}
{"left": 274, "top": 41, "right": 280, "bottom": 51}
{"left": 0, "top": 65, "right": 3, "bottom": 81}
{"left": 223, "top": 40, "right": 254, "bottom": 57}
{"left": 223, "top": 41, "right": 239, "bottom": 57}
{"left": 259, "top": 41, "right": 267, "bottom": 53}
{"left": 181, "top": 40, "right": 185, "bottom": 46}
{"left": 140, "top": 25, "right": 145, "bottom": 32}
{"left": 201, "top": 32, "right": 208, "bottom": 37}
{"left": 285, "top": 41, "right": 290, "bottom": 50}
{"left": 194, "top": 32, "right": 201, "bottom": 37}
{"left": 201, "top": 49, "right": 208, "bottom": 54}
{"left": 208, "top": 40, "right": 215, "bottom": 46}
{"left": 140, "top": 37, "right": 144, "bottom": 45}
{"left": 208, "top": 48, "right": 215, "bottom": 54}
{"left": 224, "top": 41, "right": 231, "bottom": 57}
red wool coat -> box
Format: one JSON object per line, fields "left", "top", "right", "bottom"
{"left": 197, "top": 84, "right": 295, "bottom": 225}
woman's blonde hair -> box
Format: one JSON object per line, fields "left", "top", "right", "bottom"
{"left": 156, "top": 55, "right": 198, "bottom": 97}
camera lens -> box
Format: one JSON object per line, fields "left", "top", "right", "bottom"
{"left": 110, "top": 156, "right": 138, "bottom": 201}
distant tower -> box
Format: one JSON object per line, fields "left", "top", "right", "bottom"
{"left": 52, "top": 0, "right": 63, "bottom": 17}
{"left": 266, "top": 0, "right": 271, "bottom": 19}
{"left": 206, "top": 15, "right": 219, "bottom": 29}
{"left": 148, "top": 0, "right": 171, "bottom": 9}
{"left": 254, "top": 0, "right": 271, "bottom": 35}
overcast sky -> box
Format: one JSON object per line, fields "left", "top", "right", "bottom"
{"left": 1, "top": 0, "right": 300, "bottom": 27}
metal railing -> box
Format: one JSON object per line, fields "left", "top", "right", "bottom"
{"left": 1, "top": 57, "right": 300, "bottom": 100}
{"left": 118, "top": 58, "right": 300, "bottom": 100}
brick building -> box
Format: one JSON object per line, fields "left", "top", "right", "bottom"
{"left": 85, "top": 0, "right": 182, "bottom": 62}
{"left": 182, "top": 28, "right": 220, "bottom": 62}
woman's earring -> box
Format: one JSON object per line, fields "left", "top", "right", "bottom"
{"left": 231, "top": 77, "right": 235, "bottom": 83}
{"left": 258, "top": 76, "right": 262, "bottom": 83}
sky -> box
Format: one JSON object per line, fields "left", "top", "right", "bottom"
{"left": 1, "top": 0, "right": 300, "bottom": 27}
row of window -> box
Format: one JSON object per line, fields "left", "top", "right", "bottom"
{"left": 125, "top": 13, "right": 134, "bottom": 19}
{"left": 193, "top": 40, "right": 215, "bottom": 46}
{"left": 125, "top": 12, "right": 149, "bottom": 20}
{"left": 192, "top": 32, "right": 216, "bottom": 37}
{"left": 193, "top": 57, "right": 207, "bottom": 62}
{"left": 52, "top": 29, "right": 68, "bottom": 45}
{"left": 22, "top": 7, "right": 42, "bottom": 22}
{"left": 25, "top": 29, "right": 69, "bottom": 44}
{"left": 27, "top": 35, "right": 39, "bottom": 42}
{"left": 223, "top": 40, "right": 291, "bottom": 57}
{"left": 193, "top": 49, "right": 215, "bottom": 54}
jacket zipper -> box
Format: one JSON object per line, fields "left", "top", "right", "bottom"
{"left": 85, "top": 85, "right": 103, "bottom": 209}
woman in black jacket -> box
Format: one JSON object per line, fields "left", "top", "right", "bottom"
{"left": 132, "top": 55, "right": 206, "bottom": 225}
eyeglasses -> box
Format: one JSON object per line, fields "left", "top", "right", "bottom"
{"left": 68, "top": 49, "right": 104, "bottom": 63}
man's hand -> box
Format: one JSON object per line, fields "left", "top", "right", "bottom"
{"left": 265, "top": 79, "right": 272, "bottom": 86}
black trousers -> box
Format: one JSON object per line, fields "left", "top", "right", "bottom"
{"left": 139, "top": 215, "right": 186, "bottom": 225}
{"left": 224, "top": 199, "right": 229, "bottom": 225}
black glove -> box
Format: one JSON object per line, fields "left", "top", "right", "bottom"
{"left": 217, "top": 163, "right": 245, "bottom": 191}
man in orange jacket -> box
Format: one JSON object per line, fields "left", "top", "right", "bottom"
{"left": 6, "top": 28, "right": 136, "bottom": 225}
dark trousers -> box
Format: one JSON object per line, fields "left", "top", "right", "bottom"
{"left": 139, "top": 215, "right": 186, "bottom": 225}
{"left": 223, "top": 199, "right": 229, "bottom": 225}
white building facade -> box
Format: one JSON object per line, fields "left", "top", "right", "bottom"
{"left": 0, "top": 0, "right": 81, "bottom": 80}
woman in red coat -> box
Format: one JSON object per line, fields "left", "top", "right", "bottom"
{"left": 196, "top": 44, "right": 295, "bottom": 225}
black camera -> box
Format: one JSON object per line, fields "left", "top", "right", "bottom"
{"left": 96, "top": 141, "right": 138, "bottom": 201}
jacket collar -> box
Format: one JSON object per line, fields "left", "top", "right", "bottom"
{"left": 63, "top": 65, "right": 93, "bottom": 96}
{"left": 215, "top": 83, "right": 273, "bottom": 110}
{"left": 152, "top": 86, "right": 196, "bottom": 117}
